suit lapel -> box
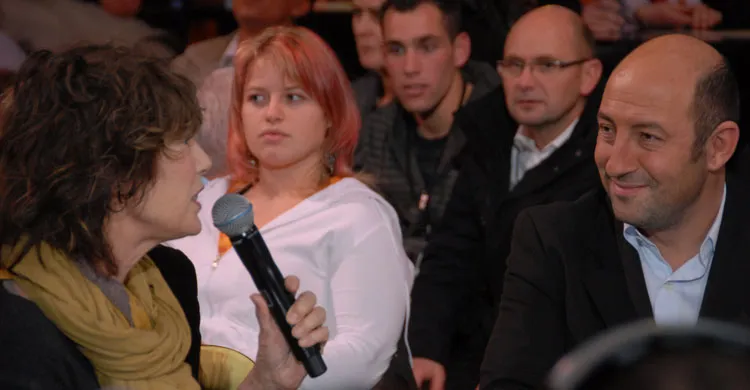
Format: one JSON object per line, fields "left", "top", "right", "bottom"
{"left": 507, "top": 120, "right": 595, "bottom": 200}
{"left": 700, "top": 176, "right": 750, "bottom": 325}
{"left": 616, "top": 225, "right": 654, "bottom": 319}
{"left": 582, "top": 192, "right": 652, "bottom": 327}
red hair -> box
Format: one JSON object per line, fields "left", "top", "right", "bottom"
{"left": 227, "top": 26, "right": 361, "bottom": 187}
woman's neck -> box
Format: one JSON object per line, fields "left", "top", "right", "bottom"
{"left": 252, "top": 157, "right": 326, "bottom": 200}
{"left": 105, "top": 213, "right": 157, "bottom": 283}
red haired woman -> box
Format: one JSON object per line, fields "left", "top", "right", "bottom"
{"left": 168, "top": 26, "right": 414, "bottom": 389}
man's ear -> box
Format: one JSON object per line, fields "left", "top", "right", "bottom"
{"left": 580, "top": 59, "right": 603, "bottom": 97}
{"left": 704, "top": 120, "right": 740, "bottom": 172}
{"left": 452, "top": 32, "right": 471, "bottom": 68}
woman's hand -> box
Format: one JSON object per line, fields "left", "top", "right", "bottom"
{"left": 240, "top": 276, "right": 328, "bottom": 390}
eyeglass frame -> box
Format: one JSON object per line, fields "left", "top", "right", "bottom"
{"left": 496, "top": 57, "right": 594, "bottom": 77}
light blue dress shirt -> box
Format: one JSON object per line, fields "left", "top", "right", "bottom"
{"left": 623, "top": 184, "right": 726, "bottom": 325}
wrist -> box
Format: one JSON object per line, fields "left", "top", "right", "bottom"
{"left": 238, "top": 370, "right": 268, "bottom": 390}
{"left": 239, "top": 369, "right": 296, "bottom": 390}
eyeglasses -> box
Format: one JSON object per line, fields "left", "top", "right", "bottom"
{"left": 496, "top": 58, "right": 592, "bottom": 77}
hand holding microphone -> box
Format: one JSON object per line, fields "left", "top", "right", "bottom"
{"left": 212, "top": 193, "right": 328, "bottom": 381}
{"left": 245, "top": 275, "right": 328, "bottom": 390}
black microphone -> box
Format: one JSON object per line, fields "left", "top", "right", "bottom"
{"left": 211, "top": 193, "right": 327, "bottom": 378}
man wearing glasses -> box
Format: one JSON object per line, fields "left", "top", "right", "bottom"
{"left": 480, "top": 31, "right": 747, "bottom": 389}
{"left": 408, "top": 5, "right": 603, "bottom": 390}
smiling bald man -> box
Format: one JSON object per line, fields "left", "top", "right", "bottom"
{"left": 479, "top": 33, "right": 749, "bottom": 390}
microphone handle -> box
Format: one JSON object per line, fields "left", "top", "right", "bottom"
{"left": 231, "top": 229, "right": 327, "bottom": 378}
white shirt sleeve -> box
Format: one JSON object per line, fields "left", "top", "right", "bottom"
{"left": 300, "top": 202, "right": 413, "bottom": 390}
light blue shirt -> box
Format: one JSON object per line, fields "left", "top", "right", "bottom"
{"left": 623, "top": 184, "right": 726, "bottom": 325}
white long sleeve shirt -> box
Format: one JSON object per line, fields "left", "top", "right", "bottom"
{"left": 167, "top": 177, "right": 414, "bottom": 389}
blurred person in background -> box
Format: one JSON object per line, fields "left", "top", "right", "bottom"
{"left": 581, "top": 0, "right": 750, "bottom": 41}
{"left": 195, "top": 67, "right": 234, "bottom": 179}
{"left": 171, "top": 0, "right": 311, "bottom": 87}
{"left": 0, "top": 30, "right": 24, "bottom": 90}
{"left": 83, "top": 0, "right": 192, "bottom": 53}
{"left": 547, "top": 319, "right": 750, "bottom": 390}
{"left": 351, "top": 0, "right": 394, "bottom": 120}
{"left": 0, "top": 0, "right": 176, "bottom": 58}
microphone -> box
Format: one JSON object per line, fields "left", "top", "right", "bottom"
{"left": 211, "top": 193, "right": 327, "bottom": 378}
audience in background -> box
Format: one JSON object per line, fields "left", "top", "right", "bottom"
{"left": 0, "top": 30, "right": 24, "bottom": 90}
{"left": 581, "top": 0, "right": 750, "bottom": 41}
{"left": 581, "top": 0, "right": 627, "bottom": 41}
{"left": 481, "top": 33, "right": 745, "bottom": 389}
{"left": 351, "top": 0, "right": 394, "bottom": 119}
{"left": 409, "top": 6, "right": 602, "bottom": 389}
{"left": 0, "top": 0, "right": 175, "bottom": 58}
{"left": 195, "top": 67, "right": 234, "bottom": 179}
{"left": 83, "top": 0, "right": 191, "bottom": 53}
{"left": 171, "top": 0, "right": 310, "bottom": 87}
{"left": 355, "top": 0, "right": 500, "bottom": 263}
{"left": 625, "top": 0, "right": 721, "bottom": 29}
{"left": 461, "top": 0, "right": 583, "bottom": 65}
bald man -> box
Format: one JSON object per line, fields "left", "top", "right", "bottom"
{"left": 408, "top": 6, "right": 602, "bottom": 390}
{"left": 479, "top": 33, "right": 746, "bottom": 389}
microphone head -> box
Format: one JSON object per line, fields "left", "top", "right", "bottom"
{"left": 212, "top": 193, "right": 255, "bottom": 237}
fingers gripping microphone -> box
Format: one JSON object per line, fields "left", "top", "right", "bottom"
{"left": 212, "top": 193, "right": 327, "bottom": 378}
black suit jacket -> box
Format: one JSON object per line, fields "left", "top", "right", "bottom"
{"left": 479, "top": 170, "right": 750, "bottom": 390}
{"left": 408, "top": 86, "right": 601, "bottom": 388}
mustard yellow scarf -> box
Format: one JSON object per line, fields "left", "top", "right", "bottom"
{"left": 4, "top": 242, "right": 199, "bottom": 390}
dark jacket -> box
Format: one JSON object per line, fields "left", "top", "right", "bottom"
{"left": 408, "top": 86, "right": 601, "bottom": 389}
{"left": 352, "top": 71, "right": 384, "bottom": 121}
{"left": 355, "top": 61, "right": 501, "bottom": 260}
{"left": 0, "top": 245, "right": 201, "bottom": 389}
{"left": 479, "top": 167, "right": 750, "bottom": 389}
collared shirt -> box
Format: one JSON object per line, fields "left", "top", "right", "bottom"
{"left": 624, "top": 184, "right": 726, "bottom": 325}
{"left": 509, "top": 118, "right": 578, "bottom": 190}
{"left": 218, "top": 34, "right": 239, "bottom": 68}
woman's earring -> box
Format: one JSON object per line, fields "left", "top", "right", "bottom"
{"left": 326, "top": 153, "right": 336, "bottom": 175}
{"left": 249, "top": 158, "right": 257, "bottom": 167}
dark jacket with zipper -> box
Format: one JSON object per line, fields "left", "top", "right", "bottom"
{"left": 355, "top": 61, "right": 501, "bottom": 261}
